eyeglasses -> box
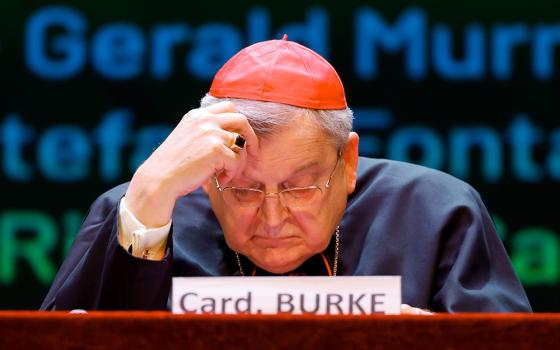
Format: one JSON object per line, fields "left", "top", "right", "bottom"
{"left": 214, "top": 154, "right": 341, "bottom": 208}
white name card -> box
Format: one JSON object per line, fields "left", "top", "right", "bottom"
{"left": 172, "top": 276, "right": 401, "bottom": 315}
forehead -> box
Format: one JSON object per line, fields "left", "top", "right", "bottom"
{"left": 243, "top": 117, "right": 336, "bottom": 180}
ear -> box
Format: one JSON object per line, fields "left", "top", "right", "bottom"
{"left": 342, "top": 132, "right": 359, "bottom": 194}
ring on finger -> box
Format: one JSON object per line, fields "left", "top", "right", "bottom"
{"left": 229, "top": 132, "right": 246, "bottom": 152}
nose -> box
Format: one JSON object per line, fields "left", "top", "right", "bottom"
{"left": 260, "top": 194, "right": 289, "bottom": 233}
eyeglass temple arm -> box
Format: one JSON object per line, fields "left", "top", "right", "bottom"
{"left": 325, "top": 152, "right": 343, "bottom": 188}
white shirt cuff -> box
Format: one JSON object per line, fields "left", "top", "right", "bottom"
{"left": 118, "top": 196, "right": 171, "bottom": 260}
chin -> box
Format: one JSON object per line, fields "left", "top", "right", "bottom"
{"left": 260, "top": 262, "right": 299, "bottom": 274}
{"left": 251, "top": 250, "right": 308, "bottom": 274}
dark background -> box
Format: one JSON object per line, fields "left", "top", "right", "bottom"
{"left": 1, "top": 0, "right": 558, "bottom": 311}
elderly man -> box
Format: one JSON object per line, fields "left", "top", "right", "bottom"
{"left": 41, "top": 37, "right": 531, "bottom": 312}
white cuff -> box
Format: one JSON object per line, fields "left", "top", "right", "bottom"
{"left": 118, "top": 197, "right": 172, "bottom": 260}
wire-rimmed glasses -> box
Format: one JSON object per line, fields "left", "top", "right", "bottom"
{"left": 214, "top": 155, "right": 341, "bottom": 208}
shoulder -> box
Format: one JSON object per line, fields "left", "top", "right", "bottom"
{"left": 354, "top": 157, "right": 478, "bottom": 201}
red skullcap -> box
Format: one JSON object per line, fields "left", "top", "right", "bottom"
{"left": 209, "top": 35, "right": 347, "bottom": 110}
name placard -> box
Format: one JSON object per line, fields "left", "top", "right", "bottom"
{"left": 172, "top": 276, "right": 401, "bottom": 315}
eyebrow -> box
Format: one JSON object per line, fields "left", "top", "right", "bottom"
{"left": 292, "top": 160, "right": 323, "bottom": 175}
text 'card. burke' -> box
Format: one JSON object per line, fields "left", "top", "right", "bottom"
{"left": 172, "top": 276, "right": 401, "bottom": 315}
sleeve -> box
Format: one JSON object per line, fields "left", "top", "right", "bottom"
{"left": 40, "top": 184, "right": 174, "bottom": 311}
{"left": 429, "top": 186, "right": 532, "bottom": 312}
{"left": 118, "top": 197, "right": 171, "bottom": 260}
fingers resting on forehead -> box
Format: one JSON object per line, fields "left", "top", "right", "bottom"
{"left": 217, "top": 139, "right": 247, "bottom": 185}
{"left": 202, "top": 100, "right": 238, "bottom": 114}
{"left": 210, "top": 111, "right": 260, "bottom": 158}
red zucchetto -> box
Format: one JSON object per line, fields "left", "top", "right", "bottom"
{"left": 209, "top": 34, "right": 347, "bottom": 110}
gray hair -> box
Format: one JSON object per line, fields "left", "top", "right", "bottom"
{"left": 200, "top": 94, "right": 353, "bottom": 150}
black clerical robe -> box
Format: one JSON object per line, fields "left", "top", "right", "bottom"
{"left": 40, "top": 157, "right": 532, "bottom": 312}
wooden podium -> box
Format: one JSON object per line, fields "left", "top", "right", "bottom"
{"left": 1, "top": 312, "right": 558, "bottom": 349}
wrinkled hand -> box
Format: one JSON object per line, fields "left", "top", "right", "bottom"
{"left": 124, "top": 101, "right": 259, "bottom": 228}
{"left": 400, "top": 304, "right": 434, "bottom": 315}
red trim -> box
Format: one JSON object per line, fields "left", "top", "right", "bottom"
{"left": 320, "top": 253, "right": 333, "bottom": 276}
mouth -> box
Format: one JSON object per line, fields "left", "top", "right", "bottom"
{"left": 252, "top": 235, "right": 300, "bottom": 248}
